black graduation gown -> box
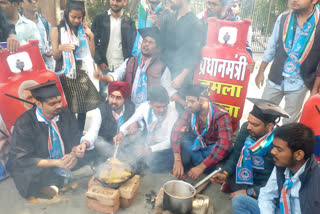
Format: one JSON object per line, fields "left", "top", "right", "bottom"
{"left": 8, "top": 107, "right": 81, "bottom": 198}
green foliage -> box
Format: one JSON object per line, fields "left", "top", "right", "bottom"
{"left": 87, "top": 0, "right": 139, "bottom": 25}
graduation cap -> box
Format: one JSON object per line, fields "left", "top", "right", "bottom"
{"left": 138, "top": 27, "right": 161, "bottom": 45}
{"left": 25, "top": 81, "right": 61, "bottom": 100}
{"left": 182, "top": 84, "right": 209, "bottom": 98}
{"left": 248, "top": 98, "right": 290, "bottom": 123}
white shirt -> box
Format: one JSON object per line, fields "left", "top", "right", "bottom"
{"left": 106, "top": 9, "right": 124, "bottom": 70}
{"left": 120, "top": 102, "right": 178, "bottom": 152}
{"left": 81, "top": 105, "right": 125, "bottom": 150}
{"left": 110, "top": 59, "right": 177, "bottom": 106}
{"left": 258, "top": 162, "right": 308, "bottom": 214}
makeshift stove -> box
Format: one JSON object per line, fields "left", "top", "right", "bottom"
{"left": 154, "top": 188, "right": 214, "bottom": 214}
{"left": 86, "top": 175, "right": 140, "bottom": 214}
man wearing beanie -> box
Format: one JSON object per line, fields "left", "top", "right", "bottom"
{"left": 210, "top": 98, "right": 289, "bottom": 213}
{"left": 171, "top": 84, "right": 233, "bottom": 180}
{"left": 79, "top": 81, "right": 135, "bottom": 159}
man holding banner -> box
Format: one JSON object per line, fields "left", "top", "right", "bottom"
{"left": 132, "top": 0, "right": 168, "bottom": 56}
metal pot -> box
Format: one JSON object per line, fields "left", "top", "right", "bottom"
{"left": 163, "top": 180, "right": 196, "bottom": 214}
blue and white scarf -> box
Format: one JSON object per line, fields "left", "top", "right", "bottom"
{"left": 282, "top": 5, "right": 320, "bottom": 77}
{"left": 190, "top": 102, "right": 214, "bottom": 151}
{"left": 135, "top": 54, "right": 151, "bottom": 105}
{"left": 236, "top": 125, "right": 276, "bottom": 185}
{"left": 57, "top": 21, "right": 93, "bottom": 79}
{"left": 36, "top": 107, "right": 72, "bottom": 178}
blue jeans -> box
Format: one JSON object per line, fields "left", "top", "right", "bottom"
{"left": 181, "top": 133, "right": 216, "bottom": 173}
{"left": 232, "top": 194, "right": 260, "bottom": 214}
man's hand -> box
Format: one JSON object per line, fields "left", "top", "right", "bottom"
{"left": 83, "top": 22, "right": 94, "bottom": 40}
{"left": 127, "top": 122, "right": 138, "bottom": 135}
{"left": 229, "top": 189, "right": 247, "bottom": 200}
{"left": 248, "top": 61, "right": 256, "bottom": 73}
{"left": 113, "top": 132, "right": 124, "bottom": 146}
{"left": 188, "top": 162, "right": 207, "bottom": 180}
{"left": 6, "top": 34, "right": 19, "bottom": 53}
{"left": 148, "top": 11, "right": 159, "bottom": 26}
{"left": 255, "top": 71, "right": 265, "bottom": 89}
{"left": 75, "top": 141, "right": 90, "bottom": 158}
{"left": 172, "top": 73, "right": 186, "bottom": 89}
{"left": 62, "top": 154, "right": 78, "bottom": 169}
{"left": 172, "top": 153, "right": 184, "bottom": 178}
{"left": 210, "top": 172, "right": 227, "bottom": 184}
{"left": 136, "top": 145, "right": 149, "bottom": 157}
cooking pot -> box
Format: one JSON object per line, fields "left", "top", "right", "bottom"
{"left": 163, "top": 180, "right": 196, "bottom": 214}
{"left": 163, "top": 168, "right": 221, "bottom": 213}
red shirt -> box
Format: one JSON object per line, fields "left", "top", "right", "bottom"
{"left": 171, "top": 103, "right": 233, "bottom": 167}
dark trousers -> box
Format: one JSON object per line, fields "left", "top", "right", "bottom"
{"left": 180, "top": 133, "right": 217, "bottom": 174}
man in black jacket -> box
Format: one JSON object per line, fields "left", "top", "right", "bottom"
{"left": 0, "top": 6, "right": 19, "bottom": 53}
{"left": 91, "top": 0, "right": 136, "bottom": 98}
{"left": 80, "top": 81, "right": 135, "bottom": 160}
{"left": 211, "top": 98, "right": 289, "bottom": 202}
{"left": 232, "top": 123, "right": 320, "bottom": 214}
{"left": 9, "top": 81, "right": 86, "bottom": 199}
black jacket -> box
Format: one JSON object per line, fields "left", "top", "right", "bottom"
{"left": 269, "top": 12, "right": 320, "bottom": 90}
{"left": 98, "top": 100, "right": 135, "bottom": 142}
{"left": 9, "top": 107, "right": 81, "bottom": 198}
{"left": 276, "top": 155, "right": 320, "bottom": 213}
{"left": 91, "top": 10, "right": 137, "bottom": 66}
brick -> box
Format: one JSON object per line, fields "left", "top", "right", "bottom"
{"left": 88, "top": 176, "right": 103, "bottom": 189}
{"left": 119, "top": 184, "right": 139, "bottom": 208}
{"left": 86, "top": 185, "right": 120, "bottom": 207}
{"left": 87, "top": 197, "right": 120, "bottom": 214}
{"left": 119, "top": 175, "right": 140, "bottom": 200}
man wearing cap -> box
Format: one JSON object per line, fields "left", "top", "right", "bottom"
{"left": 94, "top": 27, "right": 185, "bottom": 107}
{"left": 114, "top": 85, "right": 178, "bottom": 172}
{"left": 210, "top": 98, "right": 289, "bottom": 213}
{"left": 171, "top": 84, "right": 233, "bottom": 180}
{"left": 9, "top": 81, "right": 87, "bottom": 199}
{"left": 79, "top": 81, "right": 135, "bottom": 159}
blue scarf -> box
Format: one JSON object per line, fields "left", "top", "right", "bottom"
{"left": 190, "top": 102, "right": 214, "bottom": 151}
{"left": 236, "top": 126, "right": 276, "bottom": 185}
{"left": 112, "top": 111, "right": 124, "bottom": 133}
{"left": 57, "top": 22, "right": 90, "bottom": 79}
{"left": 135, "top": 54, "right": 150, "bottom": 105}
{"left": 282, "top": 5, "right": 320, "bottom": 77}
{"left": 36, "top": 107, "right": 72, "bottom": 178}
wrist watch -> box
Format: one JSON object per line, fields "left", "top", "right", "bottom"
{"left": 246, "top": 188, "right": 254, "bottom": 197}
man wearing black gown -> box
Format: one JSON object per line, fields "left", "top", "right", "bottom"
{"left": 9, "top": 81, "right": 86, "bottom": 199}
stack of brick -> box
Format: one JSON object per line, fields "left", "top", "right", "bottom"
{"left": 86, "top": 175, "right": 140, "bottom": 213}
{"left": 119, "top": 175, "right": 140, "bottom": 208}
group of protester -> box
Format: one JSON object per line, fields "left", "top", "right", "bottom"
{"left": 0, "top": 0, "right": 320, "bottom": 213}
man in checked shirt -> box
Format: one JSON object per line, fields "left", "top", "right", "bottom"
{"left": 171, "top": 84, "right": 233, "bottom": 180}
